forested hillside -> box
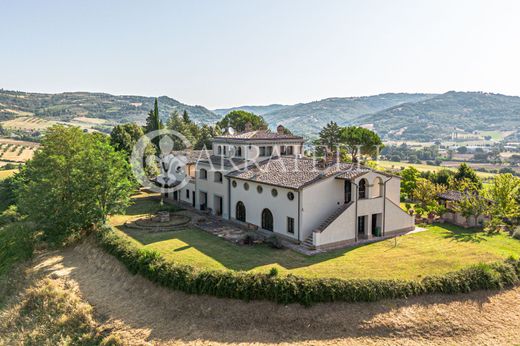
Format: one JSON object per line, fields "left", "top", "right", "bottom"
{"left": 0, "top": 90, "right": 219, "bottom": 124}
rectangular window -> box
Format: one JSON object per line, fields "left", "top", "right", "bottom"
{"left": 266, "top": 146, "right": 273, "bottom": 156}
{"left": 186, "top": 189, "right": 190, "bottom": 199}
{"left": 287, "top": 146, "right": 293, "bottom": 155}
{"left": 223, "top": 146, "right": 227, "bottom": 155}
{"left": 287, "top": 217, "right": 294, "bottom": 234}
{"left": 259, "top": 146, "right": 266, "bottom": 156}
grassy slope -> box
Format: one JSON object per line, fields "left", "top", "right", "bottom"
{"left": 0, "top": 169, "right": 18, "bottom": 180}
{"left": 111, "top": 195, "right": 520, "bottom": 281}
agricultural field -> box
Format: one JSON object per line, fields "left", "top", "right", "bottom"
{"left": 0, "top": 116, "right": 58, "bottom": 131}
{"left": 377, "top": 160, "right": 497, "bottom": 179}
{"left": 0, "top": 116, "right": 109, "bottom": 133}
{"left": 0, "top": 138, "right": 39, "bottom": 165}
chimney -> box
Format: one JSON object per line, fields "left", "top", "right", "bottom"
{"left": 277, "top": 124, "right": 285, "bottom": 134}
{"left": 244, "top": 122, "right": 252, "bottom": 132}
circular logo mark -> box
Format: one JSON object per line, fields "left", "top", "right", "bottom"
{"left": 130, "top": 129, "right": 193, "bottom": 193}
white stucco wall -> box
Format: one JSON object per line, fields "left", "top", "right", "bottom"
{"left": 385, "top": 177, "right": 401, "bottom": 205}
{"left": 212, "top": 140, "right": 304, "bottom": 161}
{"left": 195, "top": 163, "right": 230, "bottom": 218}
{"left": 314, "top": 203, "right": 356, "bottom": 247}
{"left": 178, "top": 181, "right": 195, "bottom": 205}
{"left": 229, "top": 179, "right": 299, "bottom": 240}
{"left": 384, "top": 199, "right": 415, "bottom": 233}
{"left": 300, "top": 176, "right": 344, "bottom": 241}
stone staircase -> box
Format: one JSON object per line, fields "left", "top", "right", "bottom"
{"left": 302, "top": 234, "right": 315, "bottom": 249}
{"left": 315, "top": 202, "right": 354, "bottom": 233}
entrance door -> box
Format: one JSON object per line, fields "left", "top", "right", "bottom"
{"left": 173, "top": 191, "right": 178, "bottom": 201}
{"left": 214, "top": 196, "right": 223, "bottom": 216}
{"left": 357, "top": 216, "right": 365, "bottom": 235}
{"left": 344, "top": 181, "right": 352, "bottom": 203}
{"left": 371, "top": 214, "right": 378, "bottom": 236}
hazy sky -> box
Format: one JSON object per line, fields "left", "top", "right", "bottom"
{"left": 1, "top": 0, "right": 520, "bottom": 108}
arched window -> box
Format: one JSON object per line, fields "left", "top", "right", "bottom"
{"left": 199, "top": 168, "right": 208, "bottom": 180}
{"left": 236, "top": 146, "right": 242, "bottom": 157}
{"left": 261, "top": 208, "right": 274, "bottom": 231}
{"left": 214, "top": 171, "right": 223, "bottom": 183}
{"left": 236, "top": 201, "right": 246, "bottom": 222}
{"left": 359, "top": 179, "right": 367, "bottom": 199}
{"left": 373, "top": 177, "right": 383, "bottom": 197}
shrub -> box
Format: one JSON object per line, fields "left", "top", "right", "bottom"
{"left": 268, "top": 267, "right": 279, "bottom": 277}
{"left": 266, "top": 235, "right": 284, "bottom": 249}
{"left": 512, "top": 227, "right": 520, "bottom": 240}
{"left": 0, "top": 205, "right": 21, "bottom": 226}
{"left": 96, "top": 226, "right": 520, "bottom": 306}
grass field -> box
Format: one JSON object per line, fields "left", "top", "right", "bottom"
{"left": 0, "top": 138, "right": 39, "bottom": 165}
{"left": 0, "top": 116, "right": 58, "bottom": 131}
{"left": 110, "top": 194, "right": 520, "bottom": 281}
{"left": 377, "top": 160, "right": 497, "bottom": 179}
{"left": 0, "top": 169, "right": 17, "bottom": 180}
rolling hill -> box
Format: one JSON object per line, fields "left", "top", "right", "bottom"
{"left": 0, "top": 90, "right": 219, "bottom": 125}
{"left": 353, "top": 91, "right": 520, "bottom": 141}
{"left": 213, "top": 104, "right": 289, "bottom": 116}
{"left": 260, "top": 93, "right": 436, "bottom": 136}
{"left": 2, "top": 89, "right": 520, "bottom": 142}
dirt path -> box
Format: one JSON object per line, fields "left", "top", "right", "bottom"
{"left": 31, "top": 240, "right": 520, "bottom": 345}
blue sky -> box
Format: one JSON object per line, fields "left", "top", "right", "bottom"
{"left": 1, "top": 0, "right": 520, "bottom": 108}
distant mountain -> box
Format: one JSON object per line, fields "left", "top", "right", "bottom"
{"left": 354, "top": 91, "right": 520, "bottom": 141}
{"left": 0, "top": 90, "right": 220, "bottom": 125}
{"left": 261, "top": 93, "right": 436, "bottom": 137}
{"left": 213, "top": 104, "right": 289, "bottom": 116}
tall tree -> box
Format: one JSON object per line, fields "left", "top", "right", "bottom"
{"left": 486, "top": 173, "right": 520, "bottom": 220}
{"left": 339, "top": 126, "right": 383, "bottom": 163}
{"left": 110, "top": 123, "right": 145, "bottom": 155}
{"left": 17, "top": 126, "right": 133, "bottom": 244}
{"left": 454, "top": 163, "right": 482, "bottom": 190}
{"left": 317, "top": 121, "right": 341, "bottom": 153}
{"left": 217, "top": 110, "right": 268, "bottom": 132}
{"left": 400, "top": 166, "right": 421, "bottom": 200}
{"left": 145, "top": 98, "right": 163, "bottom": 133}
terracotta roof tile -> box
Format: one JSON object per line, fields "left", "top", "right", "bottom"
{"left": 226, "top": 157, "right": 370, "bottom": 189}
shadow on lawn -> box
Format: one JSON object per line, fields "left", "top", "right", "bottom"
{"left": 438, "top": 223, "right": 498, "bottom": 243}
{"left": 119, "top": 223, "right": 370, "bottom": 271}
{"left": 116, "top": 193, "right": 366, "bottom": 271}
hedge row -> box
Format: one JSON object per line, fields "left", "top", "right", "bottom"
{"left": 96, "top": 226, "right": 520, "bottom": 306}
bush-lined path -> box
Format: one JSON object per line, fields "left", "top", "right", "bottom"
{"left": 18, "top": 239, "right": 520, "bottom": 345}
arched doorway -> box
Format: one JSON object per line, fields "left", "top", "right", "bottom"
{"left": 261, "top": 208, "right": 274, "bottom": 231}
{"left": 236, "top": 201, "right": 246, "bottom": 222}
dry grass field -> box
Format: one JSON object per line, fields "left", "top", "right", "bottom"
{"left": 2, "top": 240, "right": 518, "bottom": 345}
{"left": 0, "top": 116, "right": 58, "bottom": 131}
{"left": 0, "top": 138, "right": 39, "bottom": 164}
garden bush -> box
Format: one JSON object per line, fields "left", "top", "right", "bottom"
{"left": 97, "top": 226, "right": 520, "bottom": 306}
{"left": 512, "top": 227, "right": 520, "bottom": 240}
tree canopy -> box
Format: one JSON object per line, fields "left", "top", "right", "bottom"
{"left": 454, "top": 163, "right": 482, "bottom": 190}
{"left": 316, "top": 121, "right": 341, "bottom": 153}
{"left": 110, "top": 123, "right": 145, "bottom": 155}
{"left": 217, "top": 110, "right": 268, "bottom": 132}
{"left": 339, "top": 126, "right": 383, "bottom": 162}
{"left": 17, "top": 126, "right": 133, "bottom": 243}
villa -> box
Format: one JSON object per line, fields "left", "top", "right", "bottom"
{"left": 165, "top": 123, "right": 414, "bottom": 250}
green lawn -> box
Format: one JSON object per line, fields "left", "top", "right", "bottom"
{"left": 110, "top": 194, "right": 520, "bottom": 281}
